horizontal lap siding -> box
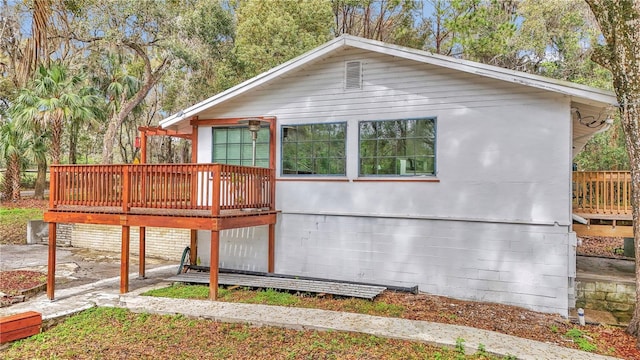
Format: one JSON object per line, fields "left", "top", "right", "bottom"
{"left": 199, "top": 48, "right": 571, "bottom": 225}
{"left": 202, "top": 49, "right": 550, "bottom": 121}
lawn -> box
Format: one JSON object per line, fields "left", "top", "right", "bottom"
{"left": 0, "top": 202, "right": 46, "bottom": 245}
{"left": 2, "top": 307, "right": 505, "bottom": 360}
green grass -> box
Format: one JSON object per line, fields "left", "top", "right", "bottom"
{"left": 247, "top": 288, "right": 300, "bottom": 306}
{"left": 0, "top": 207, "right": 43, "bottom": 219}
{"left": 2, "top": 307, "right": 504, "bottom": 359}
{"left": 0, "top": 207, "right": 44, "bottom": 244}
{"left": 142, "top": 283, "right": 212, "bottom": 299}
{"left": 143, "top": 284, "right": 406, "bottom": 316}
{"left": 565, "top": 328, "right": 597, "bottom": 352}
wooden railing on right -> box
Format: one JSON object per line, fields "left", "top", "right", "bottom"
{"left": 572, "top": 171, "right": 632, "bottom": 216}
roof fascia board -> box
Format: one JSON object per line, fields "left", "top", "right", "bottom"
{"left": 160, "top": 37, "right": 347, "bottom": 128}
{"left": 342, "top": 36, "right": 617, "bottom": 106}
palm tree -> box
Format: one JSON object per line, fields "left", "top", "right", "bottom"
{"left": 11, "top": 63, "right": 102, "bottom": 164}
{"left": 0, "top": 119, "right": 27, "bottom": 201}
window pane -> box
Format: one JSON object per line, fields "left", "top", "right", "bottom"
{"left": 227, "top": 128, "right": 242, "bottom": 143}
{"left": 242, "top": 129, "right": 253, "bottom": 142}
{"left": 227, "top": 145, "right": 240, "bottom": 160}
{"left": 257, "top": 127, "right": 270, "bottom": 141}
{"left": 256, "top": 143, "right": 269, "bottom": 158}
{"left": 214, "top": 129, "right": 228, "bottom": 143}
{"left": 280, "top": 122, "right": 346, "bottom": 176}
{"left": 328, "top": 140, "right": 345, "bottom": 157}
{"left": 242, "top": 144, "right": 252, "bottom": 159}
{"left": 213, "top": 144, "right": 227, "bottom": 161}
{"left": 359, "top": 118, "right": 436, "bottom": 176}
{"left": 212, "top": 127, "right": 271, "bottom": 167}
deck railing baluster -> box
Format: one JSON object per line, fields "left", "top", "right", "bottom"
{"left": 47, "top": 164, "right": 276, "bottom": 214}
{"left": 573, "top": 171, "right": 631, "bottom": 216}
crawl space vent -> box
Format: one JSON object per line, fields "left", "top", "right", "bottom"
{"left": 345, "top": 61, "right": 362, "bottom": 90}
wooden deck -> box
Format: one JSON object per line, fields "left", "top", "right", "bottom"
{"left": 44, "top": 163, "right": 278, "bottom": 302}
{"left": 166, "top": 272, "right": 387, "bottom": 300}
{"left": 573, "top": 171, "right": 632, "bottom": 217}
{"left": 572, "top": 171, "right": 634, "bottom": 237}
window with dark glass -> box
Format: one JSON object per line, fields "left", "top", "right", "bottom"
{"left": 281, "top": 123, "right": 346, "bottom": 175}
{"left": 359, "top": 118, "right": 436, "bottom": 176}
{"left": 212, "top": 127, "right": 270, "bottom": 167}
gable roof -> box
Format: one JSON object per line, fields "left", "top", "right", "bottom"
{"left": 160, "top": 34, "right": 618, "bottom": 129}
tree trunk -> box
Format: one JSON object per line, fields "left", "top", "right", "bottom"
{"left": 584, "top": 0, "right": 640, "bottom": 346}
{"left": 33, "top": 158, "right": 47, "bottom": 200}
{"left": 1, "top": 159, "right": 15, "bottom": 201}
{"left": 51, "top": 117, "right": 63, "bottom": 164}
{"left": 101, "top": 114, "right": 119, "bottom": 164}
{"left": 68, "top": 121, "right": 78, "bottom": 164}
{"left": 9, "top": 153, "right": 21, "bottom": 202}
{"left": 100, "top": 45, "right": 170, "bottom": 164}
{"left": 622, "top": 101, "right": 640, "bottom": 343}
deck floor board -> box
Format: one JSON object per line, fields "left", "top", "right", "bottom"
{"left": 166, "top": 272, "right": 386, "bottom": 300}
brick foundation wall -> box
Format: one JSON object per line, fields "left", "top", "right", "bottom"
{"left": 56, "top": 224, "right": 73, "bottom": 247}
{"left": 70, "top": 224, "right": 190, "bottom": 260}
{"left": 576, "top": 277, "right": 636, "bottom": 324}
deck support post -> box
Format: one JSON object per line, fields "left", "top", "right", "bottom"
{"left": 268, "top": 223, "right": 275, "bottom": 273}
{"left": 47, "top": 222, "right": 56, "bottom": 300}
{"left": 190, "top": 229, "right": 198, "bottom": 265}
{"left": 138, "top": 226, "right": 146, "bottom": 278}
{"left": 209, "top": 230, "right": 219, "bottom": 300}
{"left": 120, "top": 225, "right": 130, "bottom": 294}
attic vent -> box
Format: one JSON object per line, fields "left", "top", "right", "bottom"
{"left": 345, "top": 61, "right": 362, "bottom": 90}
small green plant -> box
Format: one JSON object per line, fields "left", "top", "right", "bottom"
{"left": 343, "top": 298, "right": 405, "bottom": 317}
{"left": 455, "top": 338, "right": 465, "bottom": 355}
{"left": 476, "top": 343, "right": 487, "bottom": 357}
{"left": 550, "top": 324, "right": 558, "bottom": 333}
{"left": 229, "top": 329, "right": 251, "bottom": 341}
{"left": 249, "top": 288, "right": 299, "bottom": 306}
{"left": 565, "top": 328, "right": 597, "bottom": 352}
{"left": 142, "top": 284, "right": 211, "bottom": 299}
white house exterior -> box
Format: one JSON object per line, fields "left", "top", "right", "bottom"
{"left": 156, "top": 35, "right": 617, "bottom": 316}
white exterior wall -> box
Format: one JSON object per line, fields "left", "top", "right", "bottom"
{"left": 277, "top": 214, "right": 574, "bottom": 314}
{"left": 197, "top": 48, "right": 573, "bottom": 225}
{"left": 200, "top": 49, "right": 576, "bottom": 315}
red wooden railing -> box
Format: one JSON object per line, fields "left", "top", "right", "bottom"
{"left": 49, "top": 164, "right": 275, "bottom": 216}
{"left": 573, "top": 171, "right": 632, "bottom": 215}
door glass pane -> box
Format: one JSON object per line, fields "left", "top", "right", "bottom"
{"left": 212, "top": 126, "right": 271, "bottom": 167}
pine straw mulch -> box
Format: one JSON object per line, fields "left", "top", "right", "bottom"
{"left": 376, "top": 291, "right": 639, "bottom": 359}
{"left": 578, "top": 236, "right": 630, "bottom": 259}
{"left": 0, "top": 270, "right": 47, "bottom": 307}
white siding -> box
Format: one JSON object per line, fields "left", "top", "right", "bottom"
{"left": 194, "top": 49, "right": 575, "bottom": 315}
{"left": 199, "top": 48, "right": 572, "bottom": 225}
